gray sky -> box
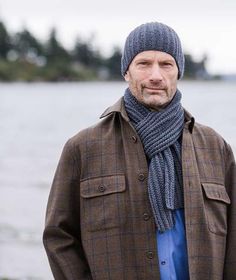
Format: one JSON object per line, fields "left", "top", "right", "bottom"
{"left": 0, "top": 0, "right": 235, "bottom": 74}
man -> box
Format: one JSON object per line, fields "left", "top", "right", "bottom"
{"left": 43, "top": 22, "right": 236, "bottom": 280}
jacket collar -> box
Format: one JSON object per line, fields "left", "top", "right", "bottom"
{"left": 100, "top": 97, "right": 130, "bottom": 122}
{"left": 100, "top": 97, "right": 195, "bottom": 133}
{"left": 184, "top": 109, "right": 195, "bottom": 133}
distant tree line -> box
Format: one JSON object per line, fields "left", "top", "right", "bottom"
{"left": 0, "top": 20, "right": 210, "bottom": 81}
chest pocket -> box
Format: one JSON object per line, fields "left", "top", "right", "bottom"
{"left": 202, "top": 183, "right": 231, "bottom": 236}
{"left": 80, "top": 175, "right": 126, "bottom": 232}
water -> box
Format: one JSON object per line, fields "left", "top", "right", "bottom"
{"left": 0, "top": 81, "right": 236, "bottom": 279}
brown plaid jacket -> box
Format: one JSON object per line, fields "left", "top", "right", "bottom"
{"left": 43, "top": 97, "right": 236, "bottom": 280}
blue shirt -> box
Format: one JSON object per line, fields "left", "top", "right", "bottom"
{"left": 156, "top": 209, "right": 189, "bottom": 280}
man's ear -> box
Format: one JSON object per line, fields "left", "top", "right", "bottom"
{"left": 124, "top": 71, "right": 130, "bottom": 82}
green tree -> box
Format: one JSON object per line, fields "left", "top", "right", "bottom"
{"left": 106, "top": 47, "right": 122, "bottom": 80}
{"left": 72, "top": 37, "right": 103, "bottom": 68}
{"left": 11, "top": 28, "right": 44, "bottom": 64}
{"left": 184, "top": 54, "right": 196, "bottom": 78}
{"left": 44, "top": 28, "right": 70, "bottom": 64}
{"left": 184, "top": 54, "right": 208, "bottom": 79}
{"left": 0, "top": 21, "right": 11, "bottom": 59}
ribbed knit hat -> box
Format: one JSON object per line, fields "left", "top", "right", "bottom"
{"left": 121, "top": 22, "right": 185, "bottom": 79}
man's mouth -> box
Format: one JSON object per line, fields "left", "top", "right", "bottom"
{"left": 145, "top": 87, "right": 165, "bottom": 91}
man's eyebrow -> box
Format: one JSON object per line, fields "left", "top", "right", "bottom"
{"left": 160, "top": 58, "right": 175, "bottom": 62}
{"left": 157, "top": 60, "right": 175, "bottom": 65}
{"left": 134, "top": 58, "right": 152, "bottom": 62}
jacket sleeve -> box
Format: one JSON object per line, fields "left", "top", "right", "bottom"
{"left": 223, "top": 143, "right": 236, "bottom": 278}
{"left": 43, "top": 139, "right": 92, "bottom": 280}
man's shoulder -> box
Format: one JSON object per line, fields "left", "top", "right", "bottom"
{"left": 193, "top": 121, "right": 223, "bottom": 139}
{"left": 192, "top": 121, "right": 230, "bottom": 152}
{"left": 184, "top": 109, "right": 228, "bottom": 149}
{"left": 61, "top": 97, "right": 126, "bottom": 156}
{"left": 65, "top": 112, "right": 120, "bottom": 150}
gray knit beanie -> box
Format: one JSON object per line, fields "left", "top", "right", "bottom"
{"left": 121, "top": 22, "right": 185, "bottom": 79}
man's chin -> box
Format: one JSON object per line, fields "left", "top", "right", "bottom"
{"left": 142, "top": 92, "right": 164, "bottom": 103}
{"left": 142, "top": 98, "right": 165, "bottom": 110}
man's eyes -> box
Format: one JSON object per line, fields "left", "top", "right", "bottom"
{"left": 137, "top": 61, "right": 149, "bottom": 65}
{"left": 162, "top": 62, "right": 173, "bottom": 66}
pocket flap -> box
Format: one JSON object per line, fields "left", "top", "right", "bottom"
{"left": 80, "top": 175, "right": 125, "bottom": 198}
{"left": 202, "top": 183, "right": 230, "bottom": 204}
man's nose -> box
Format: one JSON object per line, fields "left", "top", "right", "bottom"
{"left": 149, "top": 64, "right": 163, "bottom": 82}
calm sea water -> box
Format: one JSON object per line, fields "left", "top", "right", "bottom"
{"left": 0, "top": 81, "right": 236, "bottom": 279}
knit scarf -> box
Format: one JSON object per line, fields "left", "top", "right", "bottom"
{"left": 124, "top": 88, "right": 185, "bottom": 232}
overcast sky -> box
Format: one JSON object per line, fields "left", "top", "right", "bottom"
{"left": 0, "top": 0, "right": 235, "bottom": 74}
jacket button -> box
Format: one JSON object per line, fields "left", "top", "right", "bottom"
{"left": 132, "top": 135, "right": 137, "bottom": 142}
{"left": 143, "top": 213, "right": 150, "bottom": 221}
{"left": 98, "top": 185, "right": 106, "bottom": 192}
{"left": 146, "top": 251, "right": 154, "bottom": 259}
{"left": 138, "top": 173, "right": 145, "bottom": 181}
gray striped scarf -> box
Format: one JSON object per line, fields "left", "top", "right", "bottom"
{"left": 124, "top": 88, "right": 185, "bottom": 232}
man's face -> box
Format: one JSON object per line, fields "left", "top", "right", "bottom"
{"left": 124, "top": 50, "right": 179, "bottom": 110}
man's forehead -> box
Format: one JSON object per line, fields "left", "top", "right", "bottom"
{"left": 133, "top": 50, "right": 175, "bottom": 61}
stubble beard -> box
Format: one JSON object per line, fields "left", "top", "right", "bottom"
{"left": 139, "top": 83, "right": 169, "bottom": 110}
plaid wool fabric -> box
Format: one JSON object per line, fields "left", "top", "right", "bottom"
{"left": 43, "top": 97, "right": 236, "bottom": 280}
